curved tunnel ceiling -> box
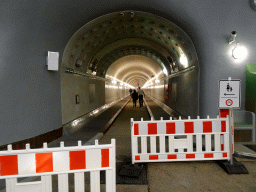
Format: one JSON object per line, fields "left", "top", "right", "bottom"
{"left": 62, "top": 10, "right": 199, "bottom": 88}
{"left": 106, "top": 55, "right": 162, "bottom": 86}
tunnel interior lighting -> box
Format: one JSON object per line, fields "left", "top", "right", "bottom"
{"left": 232, "top": 43, "right": 247, "bottom": 59}
{"left": 180, "top": 54, "right": 188, "bottom": 67}
{"left": 142, "top": 70, "right": 164, "bottom": 88}
{"left": 107, "top": 75, "right": 134, "bottom": 88}
{"left": 92, "top": 71, "right": 96, "bottom": 75}
{"left": 163, "top": 67, "right": 168, "bottom": 75}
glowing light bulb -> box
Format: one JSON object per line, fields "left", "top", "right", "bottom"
{"left": 232, "top": 43, "right": 247, "bottom": 59}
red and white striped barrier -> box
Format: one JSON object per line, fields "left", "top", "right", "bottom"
{"left": 220, "top": 109, "right": 234, "bottom": 154}
{"left": 131, "top": 116, "right": 231, "bottom": 164}
{"left": 0, "top": 139, "right": 116, "bottom": 192}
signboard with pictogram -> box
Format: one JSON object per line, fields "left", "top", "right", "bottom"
{"left": 219, "top": 77, "right": 241, "bottom": 109}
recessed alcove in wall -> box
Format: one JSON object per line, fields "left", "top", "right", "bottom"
{"left": 61, "top": 10, "right": 199, "bottom": 126}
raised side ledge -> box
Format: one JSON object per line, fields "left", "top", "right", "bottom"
{"left": 146, "top": 94, "right": 187, "bottom": 119}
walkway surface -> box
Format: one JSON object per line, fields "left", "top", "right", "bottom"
{"left": 99, "top": 96, "right": 256, "bottom": 192}
{"left": 1, "top": 95, "right": 256, "bottom": 192}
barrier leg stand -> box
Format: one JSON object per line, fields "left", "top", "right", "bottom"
{"left": 216, "top": 113, "right": 249, "bottom": 174}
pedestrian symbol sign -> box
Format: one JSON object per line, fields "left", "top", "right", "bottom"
{"left": 219, "top": 77, "right": 240, "bottom": 108}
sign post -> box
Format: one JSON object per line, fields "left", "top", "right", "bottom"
{"left": 218, "top": 77, "right": 248, "bottom": 174}
{"left": 219, "top": 77, "right": 240, "bottom": 165}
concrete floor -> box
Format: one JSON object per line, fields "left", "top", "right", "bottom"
{"left": 1, "top": 97, "right": 256, "bottom": 192}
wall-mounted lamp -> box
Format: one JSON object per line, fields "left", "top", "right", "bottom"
{"left": 162, "top": 67, "right": 168, "bottom": 75}
{"left": 229, "top": 31, "right": 237, "bottom": 44}
{"left": 179, "top": 54, "right": 188, "bottom": 67}
{"left": 46, "top": 51, "right": 59, "bottom": 71}
{"left": 232, "top": 43, "right": 247, "bottom": 59}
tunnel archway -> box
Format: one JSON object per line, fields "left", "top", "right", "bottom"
{"left": 61, "top": 10, "right": 199, "bottom": 125}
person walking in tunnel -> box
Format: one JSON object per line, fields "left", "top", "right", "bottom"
{"left": 137, "top": 87, "right": 145, "bottom": 107}
{"left": 129, "top": 88, "right": 132, "bottom": 96}
{"left": 131, "top": 90, "right": 138, "bottom": 107}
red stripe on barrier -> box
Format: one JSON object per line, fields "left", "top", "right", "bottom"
{"left": 166, "top": 122, "right": 175, "bottom": 134}
{"left": 134, "top": 124, "right": 139, "bottom": 135}
{"left": 148, "top": 123, "right": 157, "bottom": 135}
{"left": 221, "top": 121, "right": 226, "bottom": 132}
{"left": 185, "top": 122, "right": 194, "bottom": 133}
{"left": 220, "top": 109, "right": 229, "bottom": 118}
{"left": 221, "top": 144, "right": 224, "bottom": 151}
{"left": 70, "top": 150, "right": 86, "bottom": 170}
{"left": 36, "top": 153, "right": 53, "bottom": 173}
{"left": 203, "top": 121, "right": 212, "bottom": 133}
{"left": 0, "top": 155, "right": 18, "bottom": 176}
{"left": 149, "top": 155, "right": 158, "bottom": 160}
{"left": 186, "top": 154, "right": 195, "bottom": 159}
{"left": 204, "top": 153, "right": 214, "bottom": 158}
{"left": 135, "top": 156, "right": 140, "bottom": 160}
{"left": 167, "top": 154, "right": 177, "bottom": 159}
{"left": 101, "top": 149, "right": 109, "bottom": 167}
{"left": 223, "top": 153, "right": 227, "bottom": 158}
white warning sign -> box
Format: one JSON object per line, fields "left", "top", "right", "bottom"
{"left": 219, "top": 77, "right": 240, "bottom": 108}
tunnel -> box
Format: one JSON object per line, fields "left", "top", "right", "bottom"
{"left": 61, "top": 10, "right": 199, "bottom": 133}
{"left": 1, "top": 2, "right": 256, "bottom": 191}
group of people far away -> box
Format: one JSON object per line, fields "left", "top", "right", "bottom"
{"left": 129, "top": 87, "right": 145, "bottom": 107}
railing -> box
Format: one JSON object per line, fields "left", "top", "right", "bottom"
{"left": 233, "top": 110, "right": 255, "bottom": 143}
{"left": 0, "top": 139, "right": 116, "bottom": 192}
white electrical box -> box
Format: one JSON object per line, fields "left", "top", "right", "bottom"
{"left": 46, "top": 51, "right": 59, "bottom": 71}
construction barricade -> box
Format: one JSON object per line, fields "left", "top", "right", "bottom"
{"left": 0, "top": 139, "right": 116, "bottom": 192}
{"left": 131, "top": 116, "right": 232, "bottom": 164}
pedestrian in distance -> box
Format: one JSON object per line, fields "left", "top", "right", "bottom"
{"left": 129, "top": 88, "right": 132, "bottom": 96}
{"left": 131, "top": 90, "right": 138, "bottom": 107}
{"left": 137, "top": 87, "right": 145, "bottom": 107}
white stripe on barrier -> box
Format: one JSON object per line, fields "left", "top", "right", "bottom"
{"left": 194, "top": 121, "right": 203, "bottom": 133}
{"left": 18, "top": 153, "right": 36, "bottom": 175}
{"left": 53, "top": 151, "right": 69, "bottom": 172}
{"left": 87, "top": 149, "right": 101, "bottom": 169}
